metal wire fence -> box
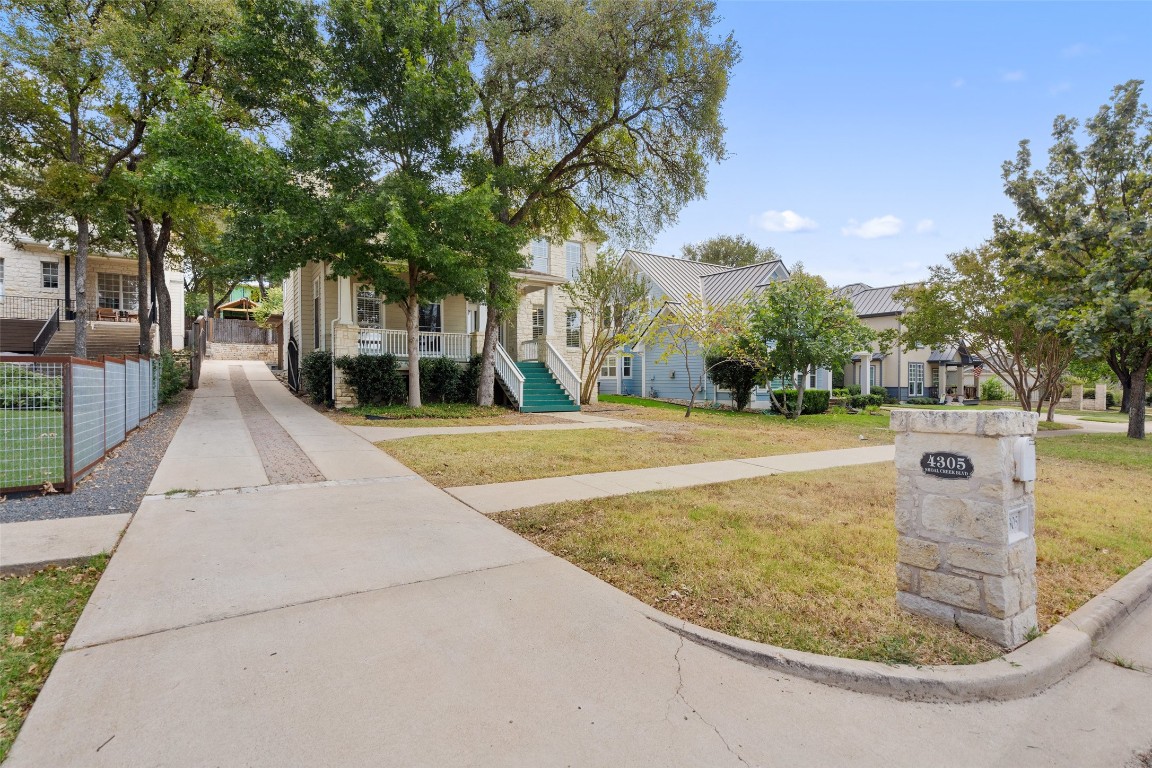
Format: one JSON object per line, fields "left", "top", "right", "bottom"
{"left": 0, "top": 355, "right": 161, "bottom": 493}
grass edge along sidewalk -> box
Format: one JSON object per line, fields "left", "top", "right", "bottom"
{"left": 0, "top": 556, "right": 108, "bottom": 761}
{"left": 493, "top": 434, "right": 1152, "bottom": 668}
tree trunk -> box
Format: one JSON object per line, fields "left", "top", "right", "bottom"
{"left": 1107, "top": 348, "right": 1132, "bottom": 414}
{"left": 131, "top": 210, "right": 152, "bottom": 354}
{"left": 1126, "top": 357, "right": 1149, "bottom": 440}
{"left": 683, "top": 354, "right": 695, "bottom": 417}
{"left": 406, "top": 291, "right": 421, "bottom": 408}
{"left": 149, "top": 216, "right": 173, "bottom": 352}
{"left": 791, "top": 373, "right": 808, "bottom": 420}
{"left": 477, "top": 287, "right": 501, "bottom": 406}
{"left": 74, "top": 216, "right": 89, "bottom": 359}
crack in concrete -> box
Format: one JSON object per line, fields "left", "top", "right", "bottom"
{"left": 665, "top": 631, "right": 751, "bottom": 767}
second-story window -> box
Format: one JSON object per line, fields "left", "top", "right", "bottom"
{"left": 41, "top": 261, "right": 59, "bottom": 289}
{"left": 564, "top": 241, "right": 582, "bottom": 281}
{"left": 530, "top": 239, "right": 549, "bottom": 272}
{"left": 566, "top": 310, "right": 580, "bottom": 348}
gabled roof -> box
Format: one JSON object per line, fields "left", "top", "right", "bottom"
{"left": 624, "top": 250, "right": 786, "bottom": 306}
{"left": 837, "top": 283, "right": 911, "bottom": 317}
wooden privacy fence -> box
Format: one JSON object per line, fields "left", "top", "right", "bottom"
{"left": 210, "top": 317, "right": 275, "bottom": 344}
{"left": 0, "top": 354, "right": 160, "bottom": 494}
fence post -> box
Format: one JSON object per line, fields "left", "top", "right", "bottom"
{"left": 63, "top": 359, "right": 75, "bottom": 493}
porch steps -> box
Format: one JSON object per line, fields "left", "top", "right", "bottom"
{"left": 514, "top": 361, "right": 580, "bottom": 413}
{"left": 44, "top": 321, "right": 143, "bottom": 359}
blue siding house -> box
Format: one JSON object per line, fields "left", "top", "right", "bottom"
{"left": 598, "top": 251, "right": 833, "bottom": 409}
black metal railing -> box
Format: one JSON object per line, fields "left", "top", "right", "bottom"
{"left": 0, "top": 294, "right": 67, "bottom": 320}
{"left": 31, "top": 308, "right": 60, "bottom": 356}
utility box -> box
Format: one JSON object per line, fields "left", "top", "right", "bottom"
{"left": 890, "top": 409, "right": 1040, "bottom": 649}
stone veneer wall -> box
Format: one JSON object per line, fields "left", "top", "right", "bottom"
{"left": 891, "top": 409, "right": 1039, "bottom": 649}
{"left": 207, "top": 342, "right": 278, "bottom": 363}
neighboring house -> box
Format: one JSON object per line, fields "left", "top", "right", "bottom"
{"left": 602, "top": 251, "right": 833, "bottom": 408}
{"left": 0, "top": 238, "right": 185, "bottom": 354}
{"left": 838, "top": 283, "right": 1005, "bottom": 402}
{"left": 281, "top": 236, "right": 595, "bottom": 412}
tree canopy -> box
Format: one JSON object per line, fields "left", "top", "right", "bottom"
{"left": 1002, "top": 80, "right": 1151, "bottom": 439}
{"left": 681, "top": 235, "right": 780, "bottom": 268}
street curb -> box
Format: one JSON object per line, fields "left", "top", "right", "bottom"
{"left": 0, "top": 555, "right": 98, "bottom": 578}
{"left": 642, "top": 556, "right": 1152, "bottom": 703}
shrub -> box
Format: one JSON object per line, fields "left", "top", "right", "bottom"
{"left": 980, "top": 379, "right": 1008, "bottom": 402}
{"left": 158, "top": 350, "right": 189, "bottom": 405}
{"left": 847, "top": 393, "right": 884, "bottom": 409}
{"left": 301, "top": 350, "right": 333, "bottom": 405}
{"left": 704, "top": 354, "right": 763, "bottom": 411}
{"left": 0, "top": 363, "right": 62, "bottom": 409}
{"left": 457, "top": 355, "right": 483, "bottom": 405}
{"left": 906, "top": 397, "right": 937, "bottom": 405}
{"left": 846, "top": 384, "right": 861, "bottom": 396}
{"left": 831, "top": 388, "right": 850, "bottom": 399}
{"left": 772, "top": 388, "right": 831, "bottom": 415}
{"left": 419, "top": 356, "right": 463, "bottom": 404}
{"left": 870, "top": 386, "right": 887, "bottom": 398}
{"left": 335, "top": 353, "right": 404, "bottom": 406}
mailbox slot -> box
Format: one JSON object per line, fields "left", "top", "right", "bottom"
{"left": 1013, "top": 437, "right": 1036, "bottom": 482}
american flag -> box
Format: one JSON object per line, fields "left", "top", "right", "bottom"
{"left": 973, "top": 365, "right": 983, "bottom": 376}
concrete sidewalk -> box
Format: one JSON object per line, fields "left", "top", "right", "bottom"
{"left": 8, "top": 360, "right": 1152, "bottom": 768}
{"left": 0, "top": 513, "right": 129, "bottom": 575}
{"left": 447, "top": 444, "right": 896, "bottom": 513}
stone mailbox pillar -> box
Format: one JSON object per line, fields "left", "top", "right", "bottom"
{"left": 1094, "top": 383, "right": 1108, "bottom": 411}
{"left": 1070, "top": 384, "right": 1084, "bottom": 411}
{"left": 890, "top": 410, "right": 1039, "bottom": 649}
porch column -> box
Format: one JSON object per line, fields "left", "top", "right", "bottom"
{"left": 544, "top": 286, "right": 555, "bottom": 337}
{"left": 336, "top": 276, "right": 353, "bottom": 325}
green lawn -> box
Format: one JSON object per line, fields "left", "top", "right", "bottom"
{"left": 495, "top": 434, "right": 1152, "bottom": 666}
{"left": 1, "top": 556, "right": 108, "bottom": 760}
{"left": 0, "top": 410, "right": 64, "bottom": 489}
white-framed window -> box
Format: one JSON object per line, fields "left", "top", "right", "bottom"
{"left": 531, "top": 305, "right": 545, "bottom": 339}
{"left": 41, "top": 261, "right": 59, "bottom": 289}
{"left": 621, "top": 354, "right": 633, "bottom": 378}
{"left": 808, "top": 368, "right": 817, "bottom": 389}
{"left": 97, "top": 272, "right": 138, "bottom": 310}
{"left": 564, "top": 241, "right": 582, "bottom": 281}
{"left": 356, "top": 288, "right": 380, "bottom": 327}
{"left": 869, "top": 364, "right": 878, "bottom": 388}
{"left": 530, "top": 239, "right": 549, "bottom": 272}
{"left": 908, "top": 362, "right": 925, "bottom": 397}
{"left": 601, "top": 355, "right": 617, "bottom": 378}
{"left": 565, "top": 309, "right": 580, "bottom": 348}
{"left": 466, "top": 304, "right": 481, "bottom": 334}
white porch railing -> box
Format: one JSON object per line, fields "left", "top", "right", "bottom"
{"left": 542, "top": 340, "right": 582, "bottom": 405}
{"left": 494, "top": 343, "right": 525, "bottom": 408}
{"left": 358, "top": 329, "right": 470, "bottom": 361}
{"left": 519, "top": 339, "right": 539, "bottom": 362}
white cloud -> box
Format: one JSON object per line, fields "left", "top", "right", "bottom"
{"left": 915, "top": 219, "right": 936, "bottom": 234}
{"left": 1001, "top": 70, "right": 1026, "bottom": 83}
{"left": 951, "top": 77, "right": 966, "bottom": 89}
{"left": 1049, "top": 81, "right": 1072, "bottom": 96}
{"left": 842, "top": 215, "right": 904, "bottom": 239}
{"left": 1061, "top": 42, "right": 1090, "bottom": 58}
{"left": 752, "top": 209, "right": 817, "bottom": 233}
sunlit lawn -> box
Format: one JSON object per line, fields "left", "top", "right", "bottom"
{"left": 329, "top": 402, "right": 560, "bottom": 428}
{"left": 493, "top": 434, "right": 1151, "bottom": 667}
{"left": 381, "top": 400, "right": 894, "bottom": 488}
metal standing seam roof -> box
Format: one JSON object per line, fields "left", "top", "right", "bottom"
{"left": 623, "top": 250, "right": 786, "bottom": 306}
{"left": 841, "top": 283, "right": 910, "bottom": 317}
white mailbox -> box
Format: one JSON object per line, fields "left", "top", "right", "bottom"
{"left": 1013, "top": 437, "right": 1037, "bottom": 483}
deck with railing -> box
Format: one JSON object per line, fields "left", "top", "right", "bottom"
{"left": 357, "top": 329, "right": 471, "bottom": 362}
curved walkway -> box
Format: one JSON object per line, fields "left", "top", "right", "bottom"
{"left": 8, "top": 360, "right": 1152, "bottom": 767}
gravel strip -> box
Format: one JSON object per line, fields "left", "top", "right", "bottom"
{"left": 229, "top": 365, "right": 324, "bottom": 485}
{"left": 0, "top": 388, "right": 193, "bottom": 523}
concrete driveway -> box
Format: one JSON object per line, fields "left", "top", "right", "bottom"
{"left": 8, "top": 361, "right": 1152, "bottom": 767}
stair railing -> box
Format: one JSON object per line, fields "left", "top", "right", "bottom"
{"left": 494, "top": 342, "right": 525, "bottom": 409}
{"left": 542, "top": 340, "right": 582, "bottom": 406}
{"left": 32, "top": 307, "right": 60, "bottom": 356}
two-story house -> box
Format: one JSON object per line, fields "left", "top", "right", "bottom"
{"left": 281, "top": 236, "right": 595, "bottom": 411}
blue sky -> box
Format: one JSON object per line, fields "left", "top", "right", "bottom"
{"left": 646, "top": 1, "right": 1151, "bottom": 287}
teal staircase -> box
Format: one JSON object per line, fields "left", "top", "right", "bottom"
{"left": 515, "top": 361, "right": 580, "bottom": 413}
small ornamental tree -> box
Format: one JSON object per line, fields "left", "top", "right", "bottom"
{"left": 703, "top": 353, "right": 762, "bottom": 411}
{"left": 642, "top": 295, "right": 746, "bottom": 418}
{"left": 561, "top": 251, "right": 652, "bottom": 404}
{"left": 739, "top": 270, "right": 876, "bottom": 420}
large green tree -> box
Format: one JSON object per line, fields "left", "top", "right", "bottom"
{"left": 560, "top": 250, "right": 652, "bottom": 404}
{"left": 459, "top": 0, "right": 740, "bottom": 405}
{"left": 0, "top": 0, "right": 234, "bottom": 357}
{"left": 896, "top": 231, "right": 1075, "bottom": 420}
{"left": 738, "top": 270, "right": 876, "bottom": 419}
{"left": 681, "top": 234, "right": 780, "bottom": 268}
{"left": 1002, "top": 80, "right": 1151, "bottom": 439}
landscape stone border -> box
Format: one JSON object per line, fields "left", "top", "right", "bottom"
{"left": 639, "top": 555, "right": 1152, "bottom": 703}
